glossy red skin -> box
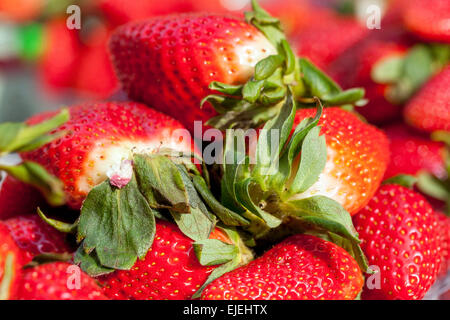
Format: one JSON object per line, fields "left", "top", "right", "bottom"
{"left": 403, "top": 0, "right": 450, "bottom": 43}
{"left": 109, "top": 14, "right": 268, "bottom": 133}
{"left": 0, "top": 175, "right": 46, "bottom": 220}
{"left": 353, "top": 185, "right": 442, "bottom": 300}
{"left": 435, "top": 212, "right": 450, "bottom": 277}
{"left": 383, "top": 124, "right": 446, "bottom": 180}
{"left": 404, "top": 66, "right": 450, "bottom": 133}
{"left": 293, "top": 108, "right": 390, "bottom": 215}
{"left": 4, "top": 215, "right": 71, "bottom": 263}
{"left": 202, "top": 234, "right": 363, "bottom": 300}
{"left": 17, "top": 262, "right": 107, "bottom": 300}
{"left": 328, "top": 38, "right": 409, "bottom": 124}
{"left": 293, "top": 14, "right": 367, "bottom": 70}
{"left": 0, "top": 223, "right": 23, "bottom": 299}
{"left": 21, "top": 102, "right": 196, "bottom": 210}
{"left": 40, "top": 19, "right": 81, "bottom": 90}
{"left": 101, "top": 221, "right": 229, "bottom": 300}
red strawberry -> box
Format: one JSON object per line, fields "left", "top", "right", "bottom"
{"left": 383, "top": 124, "right": 446, "bottom": 180}
{"left": 98, "top": 0, "right": 228, "bottom": 26}
{"left": 293, "top": 13, "right": 367, "bottom": 70}
{"left": 0, "top": 223, "right": 23, "bottom": 300}
{"left": 201, "top": 234, "right": 364, "bottom": 300}
{"left": 0, "top": 174, "right": 46, "bottom": 220}
{"left": 39, "top": 19, "right": 81, "bottom": 91}
{"left": 435, "top": 211, "right": 450, "bottom": 277}
{"left": 353, "top": 184, "right": 442, "bottom": 300}
{"left": 17, "top": 262, "right": 107, "bottom": 300}
{"left": 21, "top": 102, "right": 196, "bottom": 209}
{"left": 109, "top": 14, "right": 277, "bottom": 133}
{"left": 404, "top": 66, "right": 450, "bottom": 133}
{"left": 328, "top": 38, "right": 409, "bottom": 124}
{"left": 289, "top": 108, "right": 390, "bottom": 215}
{"left": 74, "top": 23, "right": 119, "bottom": 98}
{"left": 4, "top": 215, "right": 71, "bottom": 263}
{"left": 101, "top": 220, "right": 232, "bottom": 300}
{"left": 403, "top": 0, "right": 450, "bottom": 43}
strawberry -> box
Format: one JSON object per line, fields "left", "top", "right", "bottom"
{"left": 101, "top": 220, "right": 239, "bottom": 300}
{"left": 404, "top": 66, "right": 450, "bottom": 133}
{"left": 328, "top": 37, "right": 409, "bottom": 124}
{"left": 4, "top": 214, "right": 72, "bottom": 263}
{"left": 0, "top": 174, "right": 46, "bottom": 220}
{"left": 403, "top": 0, "right": 450, "bottom": 43}
{"left": 39, "top": 18, "right": 81, "bottom": 91}
{"left": 17, "top": 262, "right": 107, "bottom": 300}
{"left": 0, "top": 223, "right": 23, "bottom": 300}
{"left": 98, "top": 0, "right": 228, "bottom": 26}
{"left": 0, "top": 0, "right": 43, "bottom": 22}
{"left": 289, "top": 107, "right": 390, "bottom": 215}
{"left": 293, "top": 12, "right": 367, "bottom": 70}
{"left": 353, "top": 184, "right": 442, "bottom": 300}
{"left": 435, "top": 211, "right": 450, "bottom": 277}
{"left": 201, "top": 234, "right": 364, "bottom": 300}
{"left": 74, "top": 22, "right": 119, "bottom": 98}
{"left": 109, "top": 13, "right": 277, "bottom": 133}
{"left": 383, "top": 124, "right": 446, "bottom": 180}
{"left": 21, "top": 102, "right": 196, "bottom": 210}
{"left": 109, "top": 1, "right": 364, "bottom": 132}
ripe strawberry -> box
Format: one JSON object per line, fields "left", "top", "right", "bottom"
{"left": 435, "top": 211, "right": 450, "bottom": 277}
{"left": 403, "top": 0, "right": 450, "bottom": 43}
{"left": 328, "top": 38, "right": 409, "bottom": 124}
{"left": 0, "top": 174, "right": 46, "bottom": 220}
{"left": 383, "top": 124, "right": 446, "bottom": 180}
{"left": 74, "top": 23, "right": 119, "bottom": 98}
{"left": 4, "top": 215, "right": 72, "bottom": 263}
{"left": 101, "top": 220, "right": 232, "bottom": 300}
{"left": 39, "top": 18, "right": 81, "bottom": 91}
{"left": 404, "top": 66, "right": 450, "bottom": 133}
{"left": 17, "top": 262, "right": 107, "bottom": 300}
{"left": 353, "top": 184, "right": 442, "bottom": 300}
{"left": 21, "top": 102, "right": 196, "bottom": 209}
{"left": 201, "top": 234, "right": 364, "bottom": 300}
{"left": 293, "top": 13, "right": 367, "bottom": 70}
{"left": 98, "top": 0, "right": 228, "bottom": 26}
{"left": 109, "top": 13, "right": 277, "bottom": 132}
{"left": 0, "top": 223, "right": 23, "bottom": 300}
{"left": 290, "top": 108, "right": 390, "bottom": 215}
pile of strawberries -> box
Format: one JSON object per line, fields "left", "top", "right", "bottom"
{"left": 0, "top": 0, "right": 449, "bottom": 300}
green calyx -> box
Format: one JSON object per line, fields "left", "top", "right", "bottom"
{"left": 372, "top": 43, "right": 450, "bottom": 105}
{"left": 0, "top": 109, "right": 69, "bottom": 206}
{"left": 218, "top": 90, "right": 368, "bottom": 271}
{"left": 203, "top": 0, "right": 365, "bottom": 130}
{"left": 72, "top": 152, "right": 251, "bottom": 288}
{"left": 416, "top": 131, "right": 450, "bottom": 215}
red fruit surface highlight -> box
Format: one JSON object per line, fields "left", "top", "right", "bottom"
{"left": 201, "top": 234, "right": 364, "bottom": 300}
{"left": 353, "top": 184, "right": 442, "bottom": 300}
{"left": 4, "top": 215, "right": 71, "bottom": 263}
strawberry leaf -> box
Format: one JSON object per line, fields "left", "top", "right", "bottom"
{"left": 382, "top": 174, "right": 418, "bottom": 189}
{"left": 77, "top": 174, "right": 156, "bottom": 270}
{"left": 74, "top": 245, "right": 115, "bottom": 277}
{"left": 133, "top": 154, "right": 190, "bottom": 213}
{"left": 193, "top": 239, "right": 238, "bottom": 266}
{"left": 0, "top": 161, "right": 65, "bottom": 206}
{"left": 288, "top": 126, "right": 327, "bottom": 194}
